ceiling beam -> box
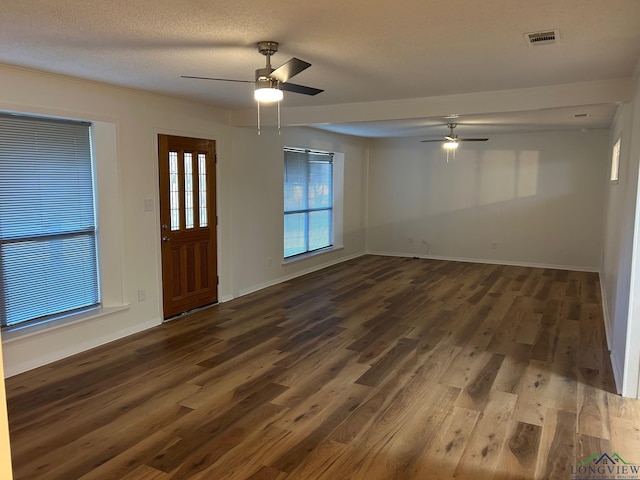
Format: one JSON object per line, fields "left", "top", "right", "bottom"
{"left": 229, "top": 78, "right": 634, "bottom": 128}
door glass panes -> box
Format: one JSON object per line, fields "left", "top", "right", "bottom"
{"left": 169, "top": 151, "right": 180, "bottom": 231}
{"left": 198, "top": 153, "right": 207, "bottom": 227}
{"left": 184, "top": 153, "right": 194, "bottom": 229}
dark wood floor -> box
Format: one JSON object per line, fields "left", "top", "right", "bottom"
{"left": 6, "top": 255, "right": 640, "bottom": 479}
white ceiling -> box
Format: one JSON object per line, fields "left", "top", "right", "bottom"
{"left": 310, "top": 104, "right": 619, "bottom": 138}
{"left": 1, "top": 0, "right": 639, "bottom": 136}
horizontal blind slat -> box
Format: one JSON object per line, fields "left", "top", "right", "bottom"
{"left": 0, "top": 113, "right": 99, "bottom": 327}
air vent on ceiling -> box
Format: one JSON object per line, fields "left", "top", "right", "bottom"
{"left": 524, "top": 30, "right": 559, "bottom": 46}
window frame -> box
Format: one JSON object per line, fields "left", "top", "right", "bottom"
{"left": 611, "top": 136, "right": 621, "bottom": 184}
{"left": 283, "top": 148, "right": 335, "bottom": 260}
{"left": 0, "top": 112, "right": 101, "bottom": 330}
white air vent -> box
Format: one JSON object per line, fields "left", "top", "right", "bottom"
{"left": 524, "top": 30, "right": 559, "bottom": 46}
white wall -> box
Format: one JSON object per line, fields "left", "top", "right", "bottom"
{"left": 602, "top": 103, "right": 637, "bottom": 391}
{"left": 0, "top": 65, "right": 369, "bottom": 377}
{"left": 603, "top": 69, "right": 640, "bottom": 397}
{"left": 0, "top": 65, "right": 231, "bottom": 376}
{"left": 229, "top": 125, "right": 368, "bottom": 298}
{"left": 627, "top": 72, "right": 640, "bottom": 397}
{"left": 367, "top": 130, "right": 609, "bottom": 270}
{"left": 1, "top": 62, "right": 637, "bottom": 401}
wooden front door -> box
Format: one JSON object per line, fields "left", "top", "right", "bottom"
{"left": 158, "top": 134, "right": 217, "bottom": 318}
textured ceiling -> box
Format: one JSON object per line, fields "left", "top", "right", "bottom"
{"left": 1, "top": 0, "right": 639, "bottom": 136}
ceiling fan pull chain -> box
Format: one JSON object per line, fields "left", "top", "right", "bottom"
{"left": 277, "top": 100, "right": 281, "bottom": 135}
{"left": 257, "top": 100, "right": 261, "bottom": 135}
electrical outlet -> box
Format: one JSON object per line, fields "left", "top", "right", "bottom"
{"left": 137, "top": 289, "right": 146, "bottom": 302}
{"left": 267, "top": 257, "right": 273, "bottom": 268}
{"left": 491, "top": 241, "right": 498, "bottom": 249}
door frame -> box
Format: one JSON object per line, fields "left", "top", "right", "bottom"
{"left": 156, "top": 132, "right": 219, "bottom": 319}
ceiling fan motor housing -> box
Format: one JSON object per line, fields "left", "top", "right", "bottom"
{"left": 255, "top": 67, "right": 275, "bottom": 82}
{"left": 255, "top": 76, "right": 281, "bottom": 90}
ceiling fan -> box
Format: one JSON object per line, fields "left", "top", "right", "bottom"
{"left": 181, "top": 41, "right": 323, "bottom": 103}
{"left": 420, "top": 123, "right": 489, "bottom": 150}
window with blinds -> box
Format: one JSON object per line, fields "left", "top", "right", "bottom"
{"left": 284, "top": 148, "right": 333, "bottom": 258}
{"left": 0, "top": 113, "right": 100, "bottom": 329}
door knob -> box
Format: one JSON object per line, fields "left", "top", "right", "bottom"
{"left": 162, "top": 236, "right": 171, "bottom": 242}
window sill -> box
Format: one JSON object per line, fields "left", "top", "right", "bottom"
{"left": 1, "top": 304, "right": 130, "bottom": 343}
{"left": 283, "top": 245, "right": 344, "bottom": 265}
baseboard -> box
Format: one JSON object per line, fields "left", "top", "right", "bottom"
{"left": 3, "top": 317, "right": 160, "bottom": 378}
{"left": 599, "top": 273, "right": 614, "bottom": 350}
{"left": 365, "top": 250, "right": 600, "bottom": 273}
{"left": 235, "top": 252, "right": 366, "bottom": 299}
{"left": 611, "top": 349, "right": 624, "bottom": 395}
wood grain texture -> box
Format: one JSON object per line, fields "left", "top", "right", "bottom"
{"left": 6, "top": 255, "right": 640, "bottom": 479}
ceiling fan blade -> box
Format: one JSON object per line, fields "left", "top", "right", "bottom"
{"left": 270, "top": 58, "right": 311, "bottom": 83}
{"left": 420, "top": 139, "right": 445, "bottom": 143}
{"left": 444, "top": 136, "right": 456, "bottom": 141}
{"left": 458, "top": 138, "right": 489, "bottom": 142}
{"left": 282, "top": 82, "right": 324, "bottom": 96}
{"left": 181, "top": 75, "right": 253, "bottom": 83}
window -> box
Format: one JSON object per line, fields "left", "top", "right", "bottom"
{"left": 0, "top": 113, "right": 99, "bottom": 329}
{"left": 611, "top": 137, "right": 621, "bottom": 183}
{"left": 284, "top": 148, "right": 333, "bottom": 258}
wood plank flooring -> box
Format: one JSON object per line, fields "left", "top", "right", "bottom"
{"left": 6, "top": 255, "right": 640, "bottom": 479}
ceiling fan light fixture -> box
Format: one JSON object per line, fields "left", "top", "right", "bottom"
{"left": 254, "top": 87, "right": 283, "bottom": 102}
{"left": 254, "top": 77, "right": 283, "bottom": 102}
{"left": 443, "top": 141, "right": 459, "bottom": 150}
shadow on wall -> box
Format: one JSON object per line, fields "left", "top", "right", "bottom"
{"left": 367, "top": 135, "right": 607, "bottom": 269}
{"left": 423, "top": 148, "right": 547, "bottom": 215}
{"left": 366, "top": 192, "right": 593, "bottom": 267}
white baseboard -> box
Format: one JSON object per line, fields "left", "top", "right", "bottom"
{"left": 599, "top": 273, "right": 614, "bottom": 350}
{"left": 611, "top": 349, "right": 624, "bottom": 395}
{"left": 365, "top": 250, "right": 600, "bottom": 273}
{"left": 3, "top": 317, "right": 160, "bottom": 378}
{"left": 235, "top": 252, "right": 365, "bottom": 300}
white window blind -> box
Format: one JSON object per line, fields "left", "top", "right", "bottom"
{"left": 0, "top": 113, "right": 99, "bottom": 328}
{"left": 284, "top": 148, "right": 333, "bottom": 258}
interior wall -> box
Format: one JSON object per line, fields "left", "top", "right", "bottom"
{"left": 602, "top": 102, "right": 637, "bottom": 391}
{"left": 627, "top": 70, "right": 640, "bottom": 398}
{"left": 0, "top": 64, "right": 233, "bottom": 376}
{"left": 229, "top": 124, "right": 368, "bottom": 298}
{"left": 604, "top": 70, "right": 640, "bottom": 397}
{"left": 0, "top": 65, "right": 370, "bottom": 377}
{"left": 367, "top": 130, "right": 609, "bottom": 270}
